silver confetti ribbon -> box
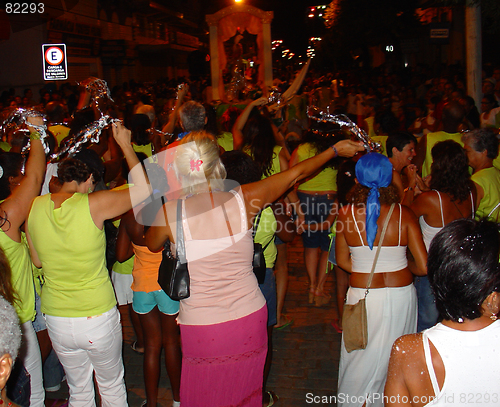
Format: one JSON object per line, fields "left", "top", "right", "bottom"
{"left": 267, "top": 88, "right": 284, "bottom": 107}
{"left": 0, "top": 108, "right": 51, "bottom": 154}
{"left": 53, "top": 115, "right": 121, "bottom": 161}
{"left": 81, "top": 77, "right": 114, "bottom": 111}
{"left": 0, "top": 108, "right": 52, "bottom": 173}
{"left": 52, "top": 78, "right": 116, "bottom": 161}
{"left": 306, "top": 106, "right": 381, "bottom": 152}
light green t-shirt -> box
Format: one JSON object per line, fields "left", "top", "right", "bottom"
{"left": 0, "top": 230, "right": 35, "bottom": 324}
{"left": 254, "top": 206, "right": 277, "bottom": 269}
{"left": 472, "top": 167, "right": 500, "bottom": 222}
{"left": 217, "top": 132, "right": 234, "bottom": 152}
{"left": 372, "top": 135, "right": 388, "bottom": 157}
{"left": 296, "top": 143, "right": 337, "bottom": 191}
{"left": 133, "top": 143, "right": 153, "bottom": 158}
{"left": 244, "top": 145, "right": 282, "bottom": 179}
{"left": 111, "top": 218, "right": 134, "bottom": 275}
{"left": 422, "top": 131, "right": 463, "bottom": 179}
{"left": 27, "top": 193, "right": 116, "bottom": 317}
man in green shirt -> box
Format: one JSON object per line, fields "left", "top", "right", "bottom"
{"left": 462, "top": 128, "right": 500, "bottom": 222}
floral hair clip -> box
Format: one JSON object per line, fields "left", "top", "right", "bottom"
{"left": 190, "top": 159, "right": 203, "bottom": 172}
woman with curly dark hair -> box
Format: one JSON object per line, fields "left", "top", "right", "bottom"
{"left": 335, "top": 153, "right": 426, "bottom": 407}
{"left": 410, "top": 139, "right": 476, "bottom": 332}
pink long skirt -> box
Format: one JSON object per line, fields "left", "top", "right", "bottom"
{"left": 179, "top": 306, "right": 268, "bottom": 407}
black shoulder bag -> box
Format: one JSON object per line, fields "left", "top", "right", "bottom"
{"left": 252, "top": 211, "right": 273, "bottom": 285}
{"left": 157, "top": 198, "right": 190, "bottom": 300}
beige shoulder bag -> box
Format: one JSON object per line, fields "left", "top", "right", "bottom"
{"left": 342, "top": 203, "right": 396, "bottom": 353}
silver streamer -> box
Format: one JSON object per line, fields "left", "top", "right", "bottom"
{"left": 54, "top": 115, "right": 120, "bottom": 161}
{"left": 267, "top": 88, "right": 284, "bottom": 108}
{"left": 52, "top": 78, "right": 116, "bottom": 161}
{"left": 306, "top": 106, "right": 381, "bottom": 152}
{"left": 0, "top": 108, "right": 52, "bottom": 173}
{"left": 82, "top": 77, "right": 114, "bottom": 112}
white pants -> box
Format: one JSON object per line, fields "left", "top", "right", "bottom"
{"left": 20, "top": 321, "right": 44, "bottom": 407}
{"left": 338, "top": 285, "right": 417, "bottom": 407}
{"left": 45, "top": 307, "right": 128, "bottom": 407}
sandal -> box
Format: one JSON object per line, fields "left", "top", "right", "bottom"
{"left": 131, "top": 340, "right": 144, "bottom": 355}
{"left": 314, "top": 291, "right": 331, "bottom": 307}
{"left": 331, "top": 318, "right": 343, "bottom": 333}
{"left": 274, "top": 314, "right": 293, "bottom": 330}
{"left": 263, "top": 390, "right": 279, "bottom": 406}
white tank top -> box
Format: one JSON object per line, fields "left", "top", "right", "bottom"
{"left": 422, "top": 321, "right": 500, "bottom": 406}
{"left": 419, "top": 191, "right": 475, "bottom": 251}
{"left": 350, "top": 204, "right": 407, "bottom": 273}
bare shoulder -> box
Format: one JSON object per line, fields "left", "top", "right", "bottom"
{"left": 338, "top": 204, "right": 351, "bottom": 219}
{"left": 400, "top": 203, "right": 419, "bottom": 223}
{"left": 391, "top": 333, "right": 423, "bottom": 357}
{"left": 388, "top": 333, "right": 425, "bottom": 378}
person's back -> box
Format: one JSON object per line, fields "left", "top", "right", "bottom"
{"left": 422, "top": 321, "right": 500, "bottom": 406}
{"left": 385, "top": 219, "right": 500, "bottom": 407}
{"left": 173, "top": 190, "right": 265, "bottom": 326}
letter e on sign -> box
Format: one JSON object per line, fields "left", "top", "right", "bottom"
{"left": 45, "top": 47, "right": 64, "bottom": 65}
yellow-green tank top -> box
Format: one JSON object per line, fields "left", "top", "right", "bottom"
{"left": 27, "top": 193, "right": 116, "bottom": 317}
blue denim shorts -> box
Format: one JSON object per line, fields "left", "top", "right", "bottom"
{"left": 133, "top": 290, "right": 180, "bottom": 315}
{"left": 258, "top": 268, "right": 277, "bottom": 327}
{"left": 298, "top": 191, "right": 335, "bottom": 252}
{"left": 32, "top": 290, "right": 46, "bottom": 332}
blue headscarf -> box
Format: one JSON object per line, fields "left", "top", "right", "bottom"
{"left": 355, "top": 153, "right": 393, "bottom": 249}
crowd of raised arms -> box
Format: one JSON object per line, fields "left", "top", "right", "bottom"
{"left": 0, "top": 61, "right": 498, "bottom": 407}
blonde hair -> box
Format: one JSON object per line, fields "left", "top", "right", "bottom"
{"left": 175, "top": 131, "right": 226, "bottom": 195}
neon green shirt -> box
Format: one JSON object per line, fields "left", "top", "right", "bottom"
{"left": 244, "top": 145, "right": 282, "bottom": 179}
{"left": 217, "top": 132, "right": 234, "bottom": 152}
{"left": 254, "top": 206, "right": 277, "bottom": 269}
{"left": 422, "top": 131, "right": 463, "bottom": 178}
{"left": 372, "top": 135, "right": 388, "bottom": 157}
{"left": 472, "top": 167, "right": 500, "bottom": 222}
{"left": 27, "top": 193, "right": 116, "bottom": 317}
{"left": 0, "top": 230, "right": 35, "bottom": 323}
{"left": 296, "top": 143, "right": 337, "bottom": 191}
{"left": 133, "top": 143, "right": 153, "bottom": 158}
{"left": 111, "top": 218, "right": 134, "bottom": 275}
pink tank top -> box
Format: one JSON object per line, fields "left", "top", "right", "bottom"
{"left": 177, "top": 190, "right": 266, "bottom": 325}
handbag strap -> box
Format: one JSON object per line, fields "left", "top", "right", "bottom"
{"left": 217, "top": 192, "right": 236, "bottom": 245}
{"left": 176, "top": 199, "right": 187, "bottom": 264}
{"left": 365, "top": 203, "right": 396, "bottom": 296}
{"left": 253, "top": 211, "right": 262, "bottom": 238}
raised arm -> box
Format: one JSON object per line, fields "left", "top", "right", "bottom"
{"left": 242, "top": 140, "right": 364, "bottom": 222}
{"left": 161, "top": 84, "right": 188, "bottom": 139}
{"left": 89, "top": 121, "right": 152, "bottom": 228}
{"left": 232, "top": 97, "right": 267, "bottom": 150}
{"left": 1, "top": 117, "right": 46, "bottom": 241}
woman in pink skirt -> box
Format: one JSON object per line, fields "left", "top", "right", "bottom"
{"left": 146, "top": 131, "right": 363, "bottom": 406}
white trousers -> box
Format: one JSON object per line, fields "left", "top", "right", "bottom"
{"left": 338, "top": 285, "right": 417, "bottom": 407}
{"left": 45, "top": 307, "right": 128, "bottom": 407}
{"left": 20, "top": 321, "right": 44, "bottom": 407}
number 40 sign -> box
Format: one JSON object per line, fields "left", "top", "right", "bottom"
{"left": 42, "top": 44, "right": 68, "bottom": 81}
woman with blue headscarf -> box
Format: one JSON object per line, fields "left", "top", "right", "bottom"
{"left": 335, "top": 153, "right": 427, "bottom": 407}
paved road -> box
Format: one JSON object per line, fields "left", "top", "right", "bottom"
{"left": 46, "top": 236, "right": 343, "bottom": 406}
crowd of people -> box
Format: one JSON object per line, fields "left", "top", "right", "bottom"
{"left": 0, "top": 60, "right": 499, "bottom": 407}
